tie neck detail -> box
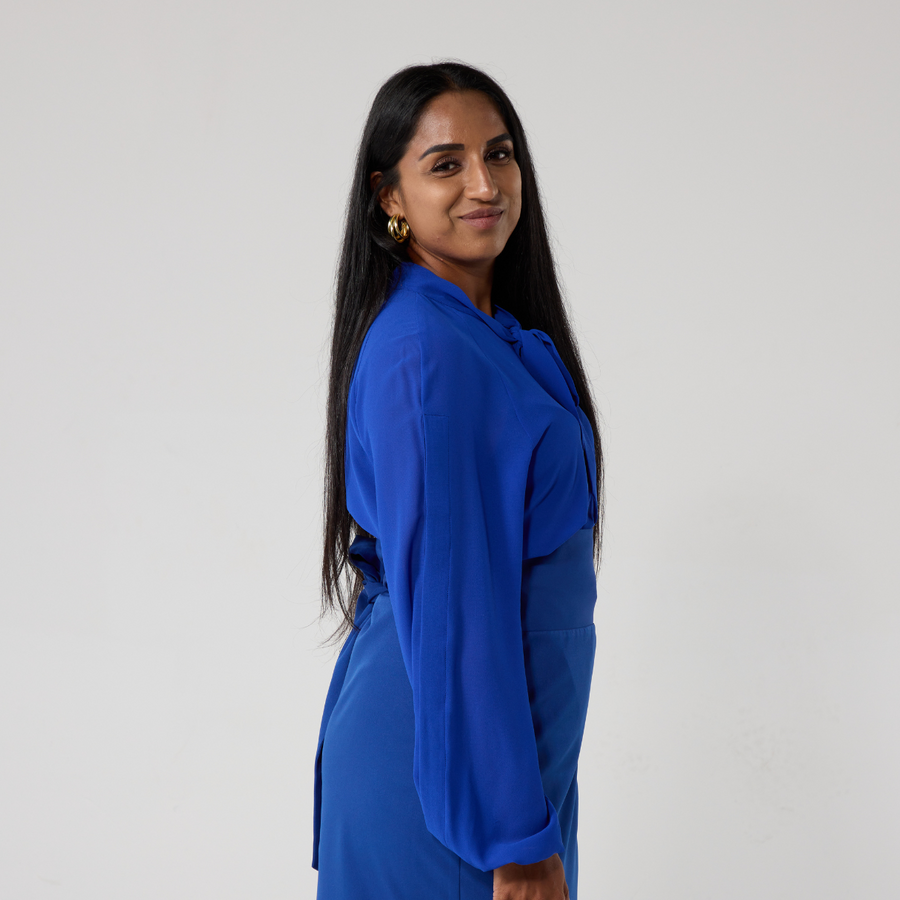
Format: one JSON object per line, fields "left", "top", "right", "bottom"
{"left": 395, "top": 262, "right": 581, "bottom": 412}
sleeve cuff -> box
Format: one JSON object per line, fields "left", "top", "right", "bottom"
{"left": 452, "top": 796, "right": 566, "bottom": 873}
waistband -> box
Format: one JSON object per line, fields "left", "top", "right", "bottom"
{"left": 347, "top": 534, "right": 389, "bottom": 628}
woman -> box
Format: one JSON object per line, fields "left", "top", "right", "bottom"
{"left": 312, "top": 61, "right": 604, "bottom": 900}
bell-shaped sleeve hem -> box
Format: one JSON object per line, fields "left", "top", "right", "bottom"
{"left": 347, "top": 309, "right": 565, "bottom": 872}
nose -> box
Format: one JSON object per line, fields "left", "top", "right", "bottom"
{"left": 465, "top": 156, "right": 498, "bottom": 201}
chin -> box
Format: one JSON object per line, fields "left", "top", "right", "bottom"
{"left": 464, "top": 235, "right": 512, "bottom": 261}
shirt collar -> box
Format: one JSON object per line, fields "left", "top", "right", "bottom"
{"left": 394, "top": 261, "right": 524, "bottom": 348}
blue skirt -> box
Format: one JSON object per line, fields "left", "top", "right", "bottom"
{"left": 313, "top": 522, "right": 596, "bottom": 899}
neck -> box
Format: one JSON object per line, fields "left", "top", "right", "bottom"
{"left": 407, "top": 245, "right": 494, "bottom": 317}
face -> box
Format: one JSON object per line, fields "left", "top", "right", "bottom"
{"left": 372, "top": 90, "right": 523, "bottom": 277}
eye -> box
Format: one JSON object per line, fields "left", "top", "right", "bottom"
{"left": 487, "top": 145, "right": 514, "bottom": 162}
{"left": 431, "top": 155, "right": 461, "bottom": 173}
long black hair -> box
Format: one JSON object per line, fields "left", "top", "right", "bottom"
{"left": 319, "top": 60, "right": 605, "bottom": 649}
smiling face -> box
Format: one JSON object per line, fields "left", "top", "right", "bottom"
{"left": 372, "top": 90, "right": 523, "bottom": 285}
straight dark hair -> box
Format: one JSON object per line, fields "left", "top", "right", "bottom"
{"left": 319, "top": 60, "right": 605, "bottom": 649}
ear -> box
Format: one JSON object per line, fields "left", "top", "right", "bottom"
{"left": 370, "top": 171, "right": 403, "bottom": 218}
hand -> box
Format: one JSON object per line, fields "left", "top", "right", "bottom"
{"left": 492, "top": 852, "right": 570, "bottom": 899}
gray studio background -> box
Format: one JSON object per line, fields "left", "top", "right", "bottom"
{"left": 1, "top": 1, "right": 898, "bottom": 898}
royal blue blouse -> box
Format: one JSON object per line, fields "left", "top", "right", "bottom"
{"left": 319, "top": 261, "right": 598, "bottom": 872}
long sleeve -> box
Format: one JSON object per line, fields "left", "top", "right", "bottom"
{"left": 345, "top": 303, "right": 566, "bottom": 872}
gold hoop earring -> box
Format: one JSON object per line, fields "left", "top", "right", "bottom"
{"left": 387, "top": 214, "right": 410, "bottom": 243}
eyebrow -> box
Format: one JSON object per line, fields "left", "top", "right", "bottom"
{"left": 417, "top": 133, "right": 513, "bottom": 161}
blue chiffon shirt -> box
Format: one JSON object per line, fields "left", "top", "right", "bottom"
{"left": 317, "top": 261, "right": 598, "bottom": 872}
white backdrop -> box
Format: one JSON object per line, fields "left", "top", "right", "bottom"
{"left": 1, "top": 1, "right": 898, "bottom": 898}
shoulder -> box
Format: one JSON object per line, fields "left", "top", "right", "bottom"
{"left": 352, "top": 282, "right": 530, "bottom": 447}
{"left": 355, "top": 284, "right": 488, "bottom": 382}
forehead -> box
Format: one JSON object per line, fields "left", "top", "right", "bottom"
{"left": 407, "top": 91, "right": 509, "bottom": 152}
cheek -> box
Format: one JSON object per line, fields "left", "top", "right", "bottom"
{"left": 509, "top": 186, "right": 523, "bottom": 229}
{"left": 406, "top": 186, "right": 456, "bottom": 233}
{"left": 506, "top": 169, "right": 523, "bottom": 221}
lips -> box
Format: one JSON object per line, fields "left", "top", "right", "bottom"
{"left": 460, "top": 207, "right": 504, "bottom": 220}
{"left": 459, "top": 207, "right": 505, "bottom": 231}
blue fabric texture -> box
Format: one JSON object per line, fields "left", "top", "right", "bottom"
{"left": 312, "top": 262, "right": 598, "bottom": 892}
